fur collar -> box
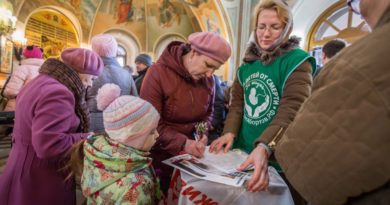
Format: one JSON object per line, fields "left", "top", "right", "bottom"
{"left": 243, "top": 35, "right": 301, "bottom": 65}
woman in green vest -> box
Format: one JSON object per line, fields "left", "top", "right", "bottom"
{"left": 210, "top": 0, "right": 316, "bottom": 197}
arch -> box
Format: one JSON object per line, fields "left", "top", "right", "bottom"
{"left": 24, "top": 6, "right": 83, "bottom": 43}
{"left": 153, "top": 33, "right": 187, "bottom": 59}
{"left": 104, "top": 29, "right": 141, "bottom": 67}
{"left": 305, "top": 1, "right": 368, "bottom": 50}
{"left": 291, "top": 0, "right": 339, "bottom": 49}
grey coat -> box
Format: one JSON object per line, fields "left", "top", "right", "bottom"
{"left": 87, "top": 57, "right": 138, "bottom": 132}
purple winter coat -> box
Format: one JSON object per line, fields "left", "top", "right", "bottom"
{"left": 0, "top": 74, "right": 89, "bottom": 205}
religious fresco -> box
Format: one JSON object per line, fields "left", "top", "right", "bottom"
{"left": 156, "top": 0, "right": 181, "bottom": 28}
{"left": 188, "top": 0, "right": 226, "bottom": 34}
{"left": 110, "top": 0, "right": 146, "bottom": 24}
{"left": 92, "top": 0, "right": 147, "bottom": 49}
{"left": 201, "top": 8, "right": 220, "bottom": 33}
{"left": 179, "top": 0, "right": 208, "bottom": 7}
{"left": 147, "top": 0, "right": 195, "bottom": 51}
{"left": 13, "top": 0, "right": 231, "bottom": 78}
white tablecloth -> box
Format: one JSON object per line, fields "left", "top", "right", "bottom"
{"left": 166, "top": 167, "right": 294, "bottom": 205}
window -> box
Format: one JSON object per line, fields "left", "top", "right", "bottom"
{"left": 116, "top": 45, "right": 126, "bottom": 67}
{"left": 307, "top": 1, "right": 369, "bottom": 51}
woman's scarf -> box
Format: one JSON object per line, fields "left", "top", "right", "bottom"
{"left": 245, "top": 0, "right": 296, "bottom": 65}
{"left": 39, "top": 58, "right": 90, "bottom": 132}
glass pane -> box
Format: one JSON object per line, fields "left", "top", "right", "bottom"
{"left": 116, "top": 57, "right": 125, "bottom": 67}
{"left": 352, "top": 13, "right": 364, "bottom": 27}
{"left": 315, "top": 22, "right": 338, "bottom": 41}
{"left": 117, "top": 45, "right": 126, "bottom": 56}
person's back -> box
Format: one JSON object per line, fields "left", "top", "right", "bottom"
{"left": 276, "top": 1, "right": 390, "bottom": 204}
{"left": 208, "top": 75, "right": 226, "bottom": 143}
{"left": 3, "top": 46, "right": 44, "bottom": 111}
{"left": 0, "top": 48, "right": 104, "bottom": 205}
{"left": 87, "top": 34, "right": 138, "bottom": 132}
{"left": 80, "top": 84, "right": 162, "bottom": 204}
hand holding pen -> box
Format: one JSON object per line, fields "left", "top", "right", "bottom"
{"left": 184, "top": 122, "right": 209, "bottom": 158}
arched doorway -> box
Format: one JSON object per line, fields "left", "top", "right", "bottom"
{"left": 153, "top": 33, "right": 186, "bottom": 59}
{"left": 24, "top": 8, "right": 80, "bottom": 59}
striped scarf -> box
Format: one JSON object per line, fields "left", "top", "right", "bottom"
{"left": 39, "top": 58, "right": 90, "bottom": 132}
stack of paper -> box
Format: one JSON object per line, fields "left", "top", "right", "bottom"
{"left": 163, "top": 147, "right": 252, "bottom": 187}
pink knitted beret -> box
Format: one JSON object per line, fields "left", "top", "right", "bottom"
{"left": 188, "top": 32, "right": 232, "bottom": 64}
{"left": 96, "top": 84, "right": 160, "bottom": 149}
{"left": 61, "top": 48, "right": 104, "bottom": 76}
{"left": 91, "top": 34, "right": 118, "bottom": 58}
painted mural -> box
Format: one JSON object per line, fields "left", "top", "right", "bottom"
{"left": 157, "top": 0, "right": 181, "bottom": 28}
{"left": 12, "top": 0, "right": 231, "bottom": 79}
{"left": 189, "top": 0, "right": 226, "bottom": 34}
{"left": 110, "top": 0, "right": 145, "bottom": 24}
{"left": 179, "top": 0, "right": 208, "bottom": 7}
{"left": 147, "top": 0, "right": 195, "bottom": 51}
{"left": 92, "top": 0, "right": 147, "bottom": 50}
{"left": 201, "top": 8, "right": 221, "bottom": 33}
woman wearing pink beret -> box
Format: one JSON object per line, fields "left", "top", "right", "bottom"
{"left": 140, "top": 31, "right": 231, "bottom": 193}
{"left": 0, "top": 48, "right": 103, "bottom": 205}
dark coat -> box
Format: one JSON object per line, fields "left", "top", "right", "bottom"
{"left": 276, "top": 8, "right": 390, "bottom": 205}
{"left": 134, "top": 68, "right": 148, "bottom": 94}
{"left": 208, "top": 75, "right": 226, "bottom": 143}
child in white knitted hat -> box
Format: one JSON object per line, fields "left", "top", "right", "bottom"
{"left": 68, "top": 83, "right": 162, "bottom": 204}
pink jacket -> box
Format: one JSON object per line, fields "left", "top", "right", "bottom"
{"left": 3, "top": 58, "right": 44, "bottom": 111}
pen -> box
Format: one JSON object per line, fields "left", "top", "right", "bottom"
{"left": 194, "top": 134, "right": 200, "bottom": 142}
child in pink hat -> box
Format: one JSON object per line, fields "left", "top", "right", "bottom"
{"left": 68, "top": 83, "right": 162, "bottom": 204}
{"left": 2, "top": 45, "right": 44, "bottom": 111}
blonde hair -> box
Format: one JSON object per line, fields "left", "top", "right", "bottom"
{"left": 252, "top": 0, "right": 292, "bottom": 40}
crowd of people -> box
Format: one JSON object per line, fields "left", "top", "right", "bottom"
{"left": 0, "top": 0, "right": 389, "bottom": 204}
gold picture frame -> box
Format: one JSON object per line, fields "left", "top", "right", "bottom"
{"left": 0, "top": 35, "right": 14, "bottom": 74}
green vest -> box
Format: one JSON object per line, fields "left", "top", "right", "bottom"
{"left": 233, "top": 48, "right": 316, "bottom": 154}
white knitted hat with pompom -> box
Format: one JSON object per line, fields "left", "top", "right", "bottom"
{"left": 96, "top": 83, "right": 160, "bottom": 148}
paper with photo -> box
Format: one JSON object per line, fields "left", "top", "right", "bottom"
{"left": 163, "top": 147, "right": 253, "bottom": 187}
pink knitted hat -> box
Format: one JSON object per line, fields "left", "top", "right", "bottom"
{"left": 91, "top": 34, "right": 118, "bottom": 58}
{"left": 188, "top": 32, "right": 232, "bottom": 64}
{"left": 96, "top": 84, "right": 160, "bottom": 149}
{"left": 23, "top": 45, "right": 43, "bottom": 59}
{"left": 61, "top": 48, "right": 104, "bottom": 76}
